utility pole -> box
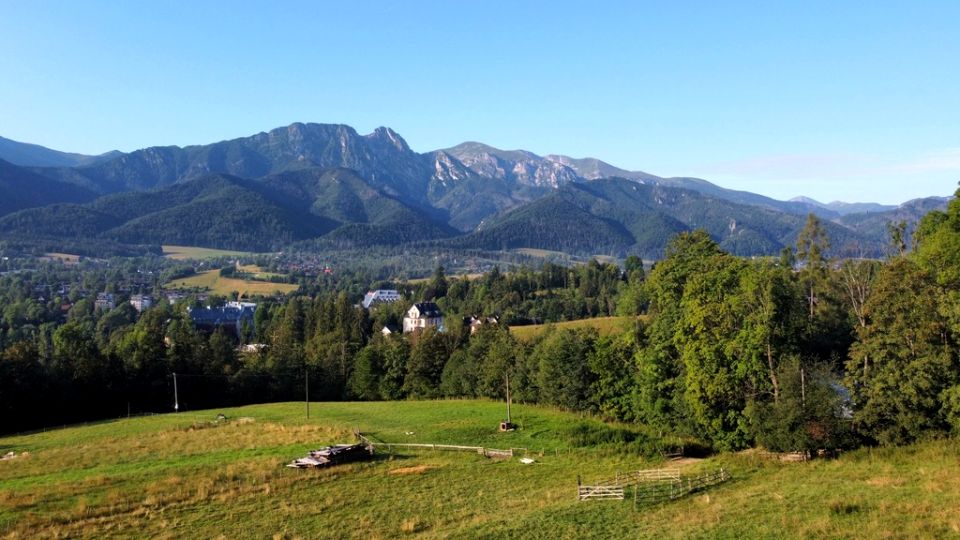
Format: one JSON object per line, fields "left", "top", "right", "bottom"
{"left": 173, "top": 372, "right": 179, "bottom": 412}
{"left": 800, "top": 367, "right": 806, "bottom": 408}
{"left": 305, "top": 367, "right": 310, "bottom": 419}
{"left": 505, "top": 372, "right": 512, "bottom": 425}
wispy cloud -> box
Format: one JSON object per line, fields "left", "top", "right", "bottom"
{"left": 892, "top": 148, "right": 960, "bottom": 175}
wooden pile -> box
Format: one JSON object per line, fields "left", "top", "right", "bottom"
{"left": 286, "top": 443, "right": 373, "bottom": 469}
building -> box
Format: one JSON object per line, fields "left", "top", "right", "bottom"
{"left": 468, "top": 315, "right": 500, "bottom": 335}
{"left": 129, "top": 294, "right": 153, "bottom": 313}
{"left": 402, "top": 302, "right": 444, "bottom": 333}
{"left": 188, "top": 301, "right": 257, "bottom": 337}
{"left": 95, "top": 292, "right": 116, "bottom": 311}
{"left": 362, "top": 289, "right": 401, "bottom": 309}
{"left": 380, "top": 324, "right": 400, "bottom": 336}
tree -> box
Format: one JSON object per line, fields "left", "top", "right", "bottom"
{"left": 0, "top": 341, "right": 45, "bottom": 433}
{"left": 674, "top": 254, "right": 754, "bottom": 450}
{"left": 795, "top": 214, "right": 830, "bottom": 320}
{"left": 588, "top": 332, "right": 638, "bottom": 421}
{"left": 533, "top": 328, "right": 595, "bottom": 410}
{"left": 634, "top": 230, "right": 724, "bottom": 429}
{"left": 733, "top": 261, "right": 803, "bottom": 404}
{"left": 748, "top": 356, "right": 851, "bottom": 453}
{"left": 845, "top": 259, "right": 957, "bottom": 445}
{"left": 404, "top": 328, "right": 453, "bottom": 398}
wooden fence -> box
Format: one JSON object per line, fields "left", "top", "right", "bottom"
{"left": 633, "top": 468, "right": 731, "bottom": 507}
{"left": 577, "top": 468, "right": 731, "bottom": 505}
{"left": 577, "top": 476, "right": 626, "bottom": 501}
{"left": 355, "top": 432, "right": 520, "bottom": 458}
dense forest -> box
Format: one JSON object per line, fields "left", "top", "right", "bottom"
{"left": 2, "top": 190, "right": 960, "bottom": 457}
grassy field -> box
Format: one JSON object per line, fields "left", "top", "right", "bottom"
{"left": 407, "top": 273, "right": 485, "bottom": 284}
{"left": 3, "top": 401, "right": 955, "bottom": 539}
{"left": 162, "top": 245, "right": 253, "bottom": 261}
{"left": 510, "top": 316, "right": 642, "bottom": 341}
{"left": 236, "top": 264, "right": 286, "bottom": 281}
{"left": 40, "top": 253, "right": 82, "bottom": 265}
{"left": 166, "top": 269, "right": 299, "bottom": 297}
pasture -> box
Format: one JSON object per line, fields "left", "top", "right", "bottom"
{"left": 2, "top": 401, "right": 956, "bottom": 538}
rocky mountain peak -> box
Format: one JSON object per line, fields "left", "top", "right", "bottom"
{"left": 367, "top": 126, "right": 411, "bottom": 153}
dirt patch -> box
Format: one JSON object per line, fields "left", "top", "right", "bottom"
{"left": 670, "top": 457, "right": 704, "bottom": 466}
{"left": 388, "top": 465, "right": 436, "bottom": 476}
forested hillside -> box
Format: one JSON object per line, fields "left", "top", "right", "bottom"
{"left": 0, "top": 159, "right": 97, "bottom": 217}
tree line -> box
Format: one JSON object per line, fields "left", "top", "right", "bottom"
{"left": 3, "top": 190, "right": 960, "bottom": 455}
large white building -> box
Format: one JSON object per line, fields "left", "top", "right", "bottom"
{"left": 362, "top": 289, "right": 401, "bottom": 309}
{"left": 402, "top": 302, "right": 444, "bottom": 333}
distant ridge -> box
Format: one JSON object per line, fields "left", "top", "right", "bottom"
{"left": 0, "top": 122, "right": 949, "bottom": 258}
{"left": 0, "top": 135, "right": 121, "bottom": 168}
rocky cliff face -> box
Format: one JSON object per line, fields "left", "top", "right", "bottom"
{"left": 443, "top": 142, "right": 581, "bottom": 188}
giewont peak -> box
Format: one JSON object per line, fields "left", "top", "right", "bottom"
{"left": 369, "top": 126, "right": 410, "bottom": 152}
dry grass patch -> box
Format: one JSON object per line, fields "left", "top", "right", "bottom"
{"left": 166, "top": 269, "right": 298, "bottom": 297}
{"left": 866, "top": 476, "right": 906, "bottom": 487}
{"left": 387, "top": 465, "right": 436, "bottom": 476}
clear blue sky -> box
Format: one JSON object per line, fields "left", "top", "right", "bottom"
{"left": 1, "top": 1, "right": 958, "bottom": 204}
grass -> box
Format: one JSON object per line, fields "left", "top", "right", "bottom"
{"left": 512, "top": 248, "right": 569, "bottom": 258}
{"left": 510, "top": 316, "right": 642, "bottom": 341}
{"left": 1, "top": 401, "right": 958, "bottom": 539}
{"left": 236, "top": 264, "right": 285, "bottom": 281}
{"left": 165, "top": 269, "right": 299, "bottom": 297}
{"left": 407, "top": 273, "right": 485, "bottom": 284}
{"left": 162, "top": 245, "right": 254, "bottom": 260}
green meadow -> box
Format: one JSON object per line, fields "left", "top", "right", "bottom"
{"left": 510, "top": 316, "right": 641, "bottom": 341}
{"left": 1, "top": 401, "right": 958, "bottom": 539}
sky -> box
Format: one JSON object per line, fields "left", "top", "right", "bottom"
{"left": 1, "top": 1, "right": 958, "bottom": 205}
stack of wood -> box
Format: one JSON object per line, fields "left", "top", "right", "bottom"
{"left": 286, "top": 443, "right": 373, "bottom": 469}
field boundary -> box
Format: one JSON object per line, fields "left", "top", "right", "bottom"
{"left": 355, "top": 432, "right": 521, "bottom": 458}
{"left": 576, "top": 467, "right": 730, "bottom": 505}
{"left": 633, "top": 468, "right": 731, "bottom": 507}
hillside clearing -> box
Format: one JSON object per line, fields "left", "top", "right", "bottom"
{"left": 510, "top": 316, "right": 642, "bottom": 341}
{"left": 2, "top": 401, "right": 956, "bottom": 538}
{"left": 162, "top": 245, "right": 254, "bottom": 260}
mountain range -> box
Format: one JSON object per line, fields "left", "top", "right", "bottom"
{"left": 0, "top": 124, "right": 948, "bottom": 258}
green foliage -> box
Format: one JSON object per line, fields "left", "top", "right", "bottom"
{"left": 533, "top": 328, "right": 596, "bottom": 410}
{"left": 748, "top": 357, "right": 852, "bottom": 452}
{"left": 845, "top": 259, "right": 957, "bottom": 445}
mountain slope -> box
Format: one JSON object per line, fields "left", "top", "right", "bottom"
{"left": 444, "top": 143, "right": 847, "bottom": 220}
{"left": 0, "top": 136, "right": 121, "bottom": 168}
{"left": 0, "top": 159, "right": 98, "bottom": 217}
{"left": 0, "top": 168, "right": 455, "bottom": 251}
{"left": 29, "top": 124, "right": 439, "bottom": 205}
{"left": 448, "top": 178, "right": 873, "bottom": 258}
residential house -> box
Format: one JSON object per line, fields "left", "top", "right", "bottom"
{"left": 468, "top": 315, "right": 500, "bottom": 335}
{"left": 95, "top": 292, "right": 116, "bottom": 311}
{"left": 129, "top": 294, "right": 153, "bottom": 313}
{"left": 380, "top": 324, "right": 400, "bottom": 336}
{"left": 402, "top": 302, "right": 444, "bottom": 333}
